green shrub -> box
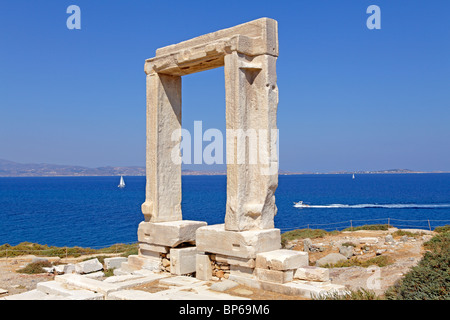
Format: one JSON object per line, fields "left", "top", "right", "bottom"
{"left": 313, "top": 288, "right": 381, "bottom": 300}
{"left": 341, "top": 242, "right": 357, "bottom": 247}
{"left": 0, "top": 242, "right": 138, "bottom": 259}
{"left": 281, "top": 228, "right": 329, "bottom": 248}
{"left": 392, "top": 230, "right": 420, "bottom": 238}
{"left": 342, "top": 224, "right": 390, "bottom": 232}
{"left": 281, "top": 228, "right": 328, "bottom": 241}
{"left": 385, "top": 231, "right": 450, "bottom": 300}
{"left": 103, "top": 269, "right": 115, "bottom": 277}
{"left": 17, "top": 261, "right": 52, "bottom": 274}
{"left": 434, "top": 225, "right": 450, "bottom": 234}
{"left": 324, "top": 255, "right": 393, "bottom": 268}
{"left": 423, "top": 232, "right": 450, "bottom": 253}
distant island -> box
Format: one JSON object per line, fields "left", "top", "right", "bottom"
{"left": 0, "top": 159, "right": 447, "bottom": 177}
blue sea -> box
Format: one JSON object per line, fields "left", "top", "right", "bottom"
{"left": 1, "top": 174, "right": 449, "bottom": 247}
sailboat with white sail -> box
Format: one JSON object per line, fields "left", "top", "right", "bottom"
{"left": 118, "top": 176, "right": 125, "bottom": 188}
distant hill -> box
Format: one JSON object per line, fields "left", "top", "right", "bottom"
{"left": 0, "top": 159, "right": 226, "bottom": 177}
{"left": 0, "top": 159, "right": 146, "bottom": 177}
{"left": 0, "top": 159, "right": 446, "bottom": 177}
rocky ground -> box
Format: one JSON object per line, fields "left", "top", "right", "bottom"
{"left": 0, "top": 228, "right": 433, "bottom": 299}
{"left": 286, "top": 227, "right": 433, "bottom": 296}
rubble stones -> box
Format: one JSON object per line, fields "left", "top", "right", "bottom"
{"left": 385, "top": 235, "right": 394, "bottom": 244}
{"left": 303, "top": 238, "right": 313, "bottom": 252}
{"left": 339, "top": 245, "right": 354, "bottom": 259}
{"left": 294, "top": 266, "right": 330, "bottom": 282}
{"left": 315, "top": 253, "right": 347, "bottom": 267}
{"left": 255, "top": 249, "right": 308, "bottom": 270}
{"left": 104, "top": 257, "right": 127, "bottom": 270}
{"left": 74, "top": 259, "right": 103, "bottom": 274}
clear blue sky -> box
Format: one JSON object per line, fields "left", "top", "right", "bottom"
{"left": 1, "top": 0, "right": 449, "bottom": 172}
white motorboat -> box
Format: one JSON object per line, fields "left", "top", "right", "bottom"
{"left": 294, "top": 201, "right": 309, "bottom": 208}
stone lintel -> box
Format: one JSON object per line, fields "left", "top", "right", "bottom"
{"left": 138, "top": 220, "right": 207, "bottom": 247}
{"left": 145, "top": 17, "right": 278, "bottom": 76}
{"left": 195, "top": 224, "right": 280, "bottom": 259}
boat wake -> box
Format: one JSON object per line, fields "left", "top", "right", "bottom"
{"left": 294, "top": 203, "right": 450, "bottom": 209}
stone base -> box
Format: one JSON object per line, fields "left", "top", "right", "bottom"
{"left": 228, "top": 273, "right": 346, "bottom": 299}
{"left": 138, "top": 220, "right": 207, "bottom": 248}
{"left": 138, "top": 220, "right": 207, "bottom": 247}
{"left": 196, "top": 224, "right": 281, "bottom": 259}
{"left": 136, "top": 220, "right": 206, "bottom": 274}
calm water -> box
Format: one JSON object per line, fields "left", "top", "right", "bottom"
{"left": 0, "top": 174, "right": 449, "bottom": 247}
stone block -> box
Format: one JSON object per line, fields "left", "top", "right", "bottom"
{"left": 104, "top": 257, "right": 128, "bottom": 270}
{"left": 228, "top": 273, "right": 261, "bottom": 290}
{"left": 255, "top": 249, "right": 308, "bottom": 270}
{"left": 255, "top": 268, "right": 293, "bottom": 284}
{"left": 3, "top": 289, "right": 65, "bottom": 300}
{"left": 139, "top": 250, "right": 160, "bottom": 259}
{"left": 63, "top": 264, "right": 75, "bottom": 274}
{"left": 84, "top": 271, "right": 105, "bottom": 279}
{"left": 146, "top": 18, "right": 278, "bottom": 77}
{"left": 170, "top": 247, "right": 197, "bottom": 275}
{"left": 196, "top": 254, "right": 212, "bottom": 281}
{"left": 215, "top": 254, "right": 255, "bottom": 268}
{"left": 103, "top": 274, "right": 145, "bottom": 283}
{"left": 113, "top": 274, "right": 169, "bottom": 290}
{"left": 139, "top": 242, "right": 170, "bottom": 254}
{"left": 210, "top": 280, "right": 239, "bottom": 292}
{"left": 127, "top": 254, "right": 161, "bottom": 271}
{"left": 196, "top": 224, "right": 281, "bottom": 258}
{"left": 260, "top": 280, "right": 346, "bottom": 299}
{"left": 294, "top": 266, "right": 330, "bottom": 282}
{"left": 138, "top": 220, "right": 207, "bottom": 247}
{"left": 55, "top": 274, "right": 119, "bottom": 295}
{"left": 106, "top": 289, "right": 157, "bottom": 300}
{"left": 75, "top": 258, "right": 103, "bottom": 274}
{"left": 159, "top": 276, "right": 203, "bottom": 287}
{"left": 36, "top": 281, "right": 103, "bottom": 300}
{"left": 117, "top": 262, "right": 135, "bottom": 273}
{"left": 230, "top": 265, "right": 255, "bottom": 278}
